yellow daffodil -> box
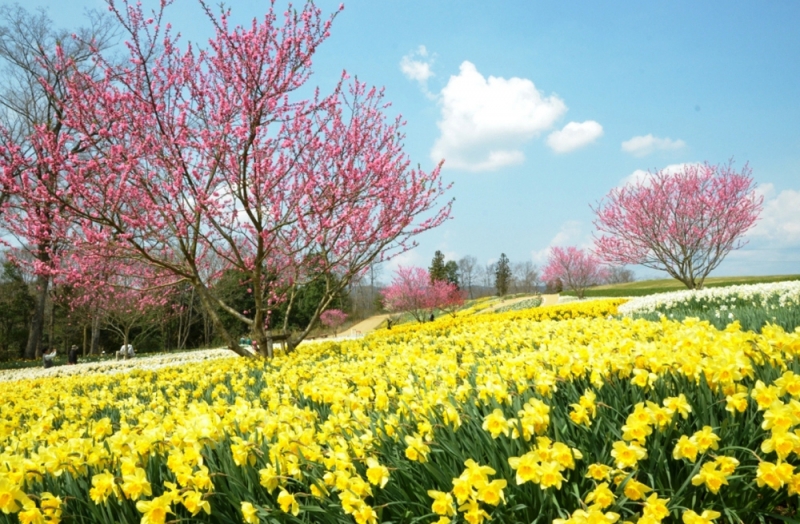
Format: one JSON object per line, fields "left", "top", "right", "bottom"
{"left": 427, "top": 490, "right": 456, "bottom": 517}
{"left": 240, "top": 501, "right": 258, "bottom": 524}
{"left": 682, "top": 509, "right": 721, "bottom": 524}
{"left": 135, "top": 493, "right": 173, "bottom": 524}
{"left": 611, "top": 440, "right": 647, "bottom": 469}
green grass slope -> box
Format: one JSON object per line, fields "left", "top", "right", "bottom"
{"left": 562, "top": 274, "right": 800, "bottom": 297}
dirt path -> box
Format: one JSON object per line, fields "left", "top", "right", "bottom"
{"left": 541, "top": 293, "right": 559, "bottom": 306}
{"left": 482, "top": 294, "right": 560, "bottom": 312}
{"left": 321, "top": 295, "right": 562, "bottom": 341}
{"left": 345, "top": 314, "right": 391, "bottom": 335}
{"left": 483, "top": 295, "right": 537, "bottom": 312}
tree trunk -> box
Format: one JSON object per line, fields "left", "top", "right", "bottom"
{"left": 177, "top": 287, "right": 194, "bottom": 350}
{"left": 24, "top": 273, "right": 49, "bottom": 359}
{"left": 49, "top": 299, "right": 56, "bottom": 350}
{"left": 202, "top": 309, "right": 212, "bottom": 348}
{"left": 194, "top": 282, "right": 249, "bottom": 357}
{"left": 90, "top": 313, "right": 101, "bottom": 355}
{"left": 123, "top": 327, "right": 130, "bottom": 356}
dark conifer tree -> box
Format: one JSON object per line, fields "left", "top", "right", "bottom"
{"left": 444, "top": 260, "right": 459, "bottom": 288}
{"left": 429, "top": 250, "right": 447, "bottom": 283}
{"left": 495, "top": 253, "right": 511, "bottom": 296}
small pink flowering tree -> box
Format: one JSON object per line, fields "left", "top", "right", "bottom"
{"left": 382, "top": 267, "right": 430, "bottom": 323}
{"left": 593, "top": 162, "right": 762, "bottom": 289}
{"left": 382, "top": 266, "right": 464, "bottom": 322}
{"left": 429, "top": 278, "right": 466, "bottom": 317}
{"left": 541, "top": 246, "right": 607, "bottom": 299}
{"left": 320, "top": 309, "right": 347, "bottom": 336}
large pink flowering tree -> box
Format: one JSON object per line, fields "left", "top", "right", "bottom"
{"left": 24, "top": 0, "right": 451, "bottom": 357}
{"left": 382, "top": 266, "right": 464, "bottom": 322}
{"left": 593, "top": 162, "right": 762, "bottom": 289}
{"left": 541, "top": 246, "right": 607, "bottom": 299}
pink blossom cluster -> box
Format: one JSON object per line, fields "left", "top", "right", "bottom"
{"left": 382, "top": 266, "right": 464, "bottom": 322}
{"left": 541, "top": 246, "right": 608, "bottom": 299}
{"left": 320, "top": 309, "right": 348, "bottom": 330}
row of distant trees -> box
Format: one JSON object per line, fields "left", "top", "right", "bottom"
{"left": 376, "top": 249, "right": 638, "bottom": 323}
{"left": 430, "top": 252, "right": 542, "bottom": 299}
{"left": 0, "top": 249, "right": 355, "bottom": 360}
{"left": 429, "top": 250, "right": 635, "bottom": 299}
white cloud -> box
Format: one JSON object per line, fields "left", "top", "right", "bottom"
{"left": 400, "top": 46, "right": 435, "bottom": 96}
{"left": 546, "top": 120, "right": 603, "bottom": 153}
{"left": 442, "top": 250, "right": 460, "bottom": 262}
{"left": 380, "top": 249, "right": 422, "bottom": 282}
{"left": 748, "top": 187, "right": 800, "bottom": 247}
{"left": 549, "top": 220, "right": 585, "bottom": 247}
{"left": 621, "top": 134, "right": 686, "bottom": 157}
{"left": 431, "top": 61, "right": 567, "bottom": 172}
{"left": 754, "top": 182, "right": 776, "bottom": 200}
{"left": 531, "top": 220, "right": 591, "bottom": 264}
{"left": 718, "top": 184, "right": 800, "bottom": 275}
{"left": 618, "top": 162, "right": 701, "bottom": 188}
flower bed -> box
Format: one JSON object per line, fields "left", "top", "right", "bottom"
{"left": 490, "top": 296, "right": 543, "bottom": 313}
{"left": 619, "top": 280, "right": 800, "bottom": 333}
{"left": 0, "top": 349, "right": 231, "bottom": 383}
{"left": 0, "top": 300, "right": 799, "bottom": 524}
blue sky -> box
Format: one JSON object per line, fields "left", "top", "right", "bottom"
{"left": 24, "top": 0, "right": 800, "bottom": 281}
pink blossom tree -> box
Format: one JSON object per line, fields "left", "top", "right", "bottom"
{"left": 593, "top": 162, "right": 762, "bottom": 289}
{"left": 382, "top": 266, "right": 464, "bottom": 322}
{"left": 541, "top": 246, "right": 608, "bottom": 299}
{"left": 27, "top": 0, "right": 450, "bottom": 357}
{"left": 429, "top": 278, "right": 466, "bottom": 317}
{"left": 320, "top": 309, "right": 347, "bottom": 336}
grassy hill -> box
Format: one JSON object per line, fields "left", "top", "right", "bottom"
{"left": 562, "top": 274, "right": 800, "bottom": 297}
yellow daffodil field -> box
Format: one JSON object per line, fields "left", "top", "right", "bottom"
{"left": 2, "top": 298, "right": 800, "bottom": 524}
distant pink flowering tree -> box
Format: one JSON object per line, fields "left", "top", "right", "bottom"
{"left": 382, "top": 267, "right": 430, "bottom": 322}
{"left": 23, "top": 0, "right": 451, "bottom": 357}
{"left": 320, "top": 309, "right": 347, "bottom": 335}
{"left": 382, "top": 266, "right": 464, "bottom": 322}
{"left": 541, "top": 246, "right": 607, "bottom": 299}
{"left": 429, "top": 278, "right": 466, "bottom": 317}
{"left": 593, "top": 162, "right": 762, "bottom": 289}
{"left": 63, "top": 248, "right": 177, "bottom": 352}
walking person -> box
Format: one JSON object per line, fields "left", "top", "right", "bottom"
{"left": 42, "top": 347, "right": 57, "bottom": 368}
{"left": 68, "top": 345, "right": 79, "bottom": 365}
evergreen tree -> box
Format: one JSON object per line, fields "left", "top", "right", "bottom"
{"left": 429, "top": 250, "right": 448, "bottom": 283}
{"left": 444, "top": 260, "right": 459, "bottom": 288}
{"left": 495, "top": 253, "right": 511, "bottom": 296}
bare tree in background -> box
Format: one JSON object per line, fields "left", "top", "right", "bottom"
{"left": 457, "top": 255, "right": 477, "bottom": 299}
{"left": 483, "top": 262, "right": 496, "bottom": 293}
{"left": 348, "top": 262, "right": 383, "bottom": 318}
{"left": 0, "top": 5, "right": 117, "bottom": 358}
{"left": 474, "top": 265, "right": 486, "bottom": 297}
{"left": 512, "top": 261, "right": 540, "bottom": 294}
{"left": 605, "top": 266, "right": 636, "bottom": 284}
